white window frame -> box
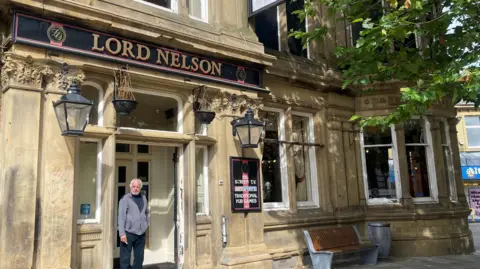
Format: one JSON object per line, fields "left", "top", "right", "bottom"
{"left": 76, "top": 138, "right": 103, "bottom": 224}
{"left": 134, "top": 0, "right": 179, "bottom": 13}
{"left": 188, "top": 0, "right": 208, "bottom": 23}
{"left": 262, "top": 107, "right": 289, "bottom": 210}
{"left": 406, "top": 116, "right": 438, "bottom": 203}
{"left": 292, "top": 111, "right": 319, "bottom": 208}
{"left": 440, "top": 118, "right": 458, "bottom": 202}
{"left": 360, "top": 125, "right": 402, "bottom": 205}
{"left": 118, "top": 89, "right": 184, "bottom": 134}
{"left": 465, "top": 116, "right": 480, "bottom": 149}
{"left": 196, "top": 145, "right": 209, "bottom": 215}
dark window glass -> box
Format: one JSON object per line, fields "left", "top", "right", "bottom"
{"left": 259, "top": 111, "right": 282, "bottom": 203}
{"left": 138, "top": 162, "right": 149, "bottom": 183}
{"left": 116, "top": 143, "right": 130, "bottom": 153}
{"left": 253, "top": 6, "right": 279, "bottom": 51}
{"left": 142, "top": 185, "right": 149, "bottom": 201}
{"left": 138, "top": 144, "right": 150, "bottom": 154}
{"left": 286, "top": 0, "right": 307, "bottom": 57}
{"left": 143, "top": 0, "right": 171, "bottom": 9}
{"left": 118, "top": 166, "right": 126, "bottom": 183}
{"left": 365, "top": 147, "right": 396, "bottom": 199}
{"left": 363, "top": 126, "right": 392, "bottom": 145}
{"left": 404, "top": 119, "right": 425, "bottom": 144}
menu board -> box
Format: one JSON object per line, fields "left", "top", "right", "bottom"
{"left": 230, "top": 157, "right": 261, "bottom": 212}
{"left": 468, "top": 187, "right": 480, "bottom": 221}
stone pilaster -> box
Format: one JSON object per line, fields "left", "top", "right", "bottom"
{"left": 426, "top": 116, "right": 449, "bottom": 206}
{"left": 353, "top": 124, "right": 367, "bottom": 206}
{"left": 218, "top": 109, "right": 271, "bottom": 269}
{"left": 448, "top": 117, "right": 468, "bottom": 204}
{"left": 342, "top": 122, "right": 360, "bottom": 207}
{"left": 0, "top": 54, "right": 52, "bottom": 269}
{"left": 326, "top": 117, "right": 347, "bottom": 210}
{"left": 34, "top": 63, "right": 85, "bottom": 269}
{"left": 393, "top": 124, "right": 413, "bottom": 209}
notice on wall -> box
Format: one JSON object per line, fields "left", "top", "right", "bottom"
{"left": 230, "top": 157, "right": 261, "bottom": 212}
{"left": 468, "top": 187, "right": 480, "bottom": 221}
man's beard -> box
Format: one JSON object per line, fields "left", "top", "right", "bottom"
{"left": 132, "top": 190, "right": 140, "bottom": 195}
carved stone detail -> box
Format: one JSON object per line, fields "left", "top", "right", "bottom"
{"left": 210, "top": 91, "right": 263, "bottom": 116}
{"left": 356, "top": 94, "right": 401, "bottom": 111}
{"left": 1, "top": 55, "right": 55, "bottom": 89}
{"left": 262, "top": 94, "right": 325, "bottom": 110}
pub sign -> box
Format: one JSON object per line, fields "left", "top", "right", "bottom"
{"left": 12, "top": 12, "right": 265, "bottom": 92}
{"left": 230, "top": 157, "right": 261, "bottom": 212}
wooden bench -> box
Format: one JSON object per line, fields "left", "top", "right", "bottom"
{"left": 303, "top": 226, "right": 379, "bottom": 269}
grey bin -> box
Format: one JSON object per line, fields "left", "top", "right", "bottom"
{"left": 368, "top": 223, "right": 392, "bottom": 257}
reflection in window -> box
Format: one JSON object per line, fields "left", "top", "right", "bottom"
{"left": 76, "top": 141, "right": 100, "bottom": 221}
{"left": 259, "top": 111, "right": 282, "bottom": 203}
{"left": 195, "top": 147, "right": 208, "bottom": 214}
{"left": 292, "top": 115, "right": 312, "bottom": 202}
{"left": 195, "top": 116, "right": 207, "bottom": 135}
{"left": 465, "top": 116, "right": 480, "bottom": 147}
{"left": 362, "top": 126, "right": 397, "bottom": 199}
{"left": 404, "top": 119, "right": 431, "bottom": 198}
{"left": 117, "top": 93, "right": 179, "bottom": 132}
{"left": 253, "top": 5, "right": 279, "bottom": 51}
{"left": 286, "top": 0, "right": 307, "bottom": 57}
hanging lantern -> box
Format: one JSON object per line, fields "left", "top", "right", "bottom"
{"left": 53, "top": 79, "right": 93, "bottom": 136}
{"left": 193, "top": 85, "right": 216, "bottom": 124}
{"left": 231, "top": 108, "right": 265, "bottom": 148}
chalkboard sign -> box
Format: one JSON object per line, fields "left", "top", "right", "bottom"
{"left": 230, "top": 157, "right": 261, "bottom": 212}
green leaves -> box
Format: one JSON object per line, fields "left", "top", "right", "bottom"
{"left": 290, "top": 0, "right": 480, "bottom": 127}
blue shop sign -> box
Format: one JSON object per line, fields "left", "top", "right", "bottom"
{"left": 462, "top": 166, "right": 480, "bottom": 180}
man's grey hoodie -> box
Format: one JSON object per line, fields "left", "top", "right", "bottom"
{"left": 118, "top": 193, "right": 149, "bottom": 236}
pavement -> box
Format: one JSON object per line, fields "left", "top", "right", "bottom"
{"left": 336, "top": 222, "right": 480, "bottom": 269}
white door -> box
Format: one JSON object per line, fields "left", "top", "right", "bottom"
{"left": 114, "top": 160, "right": 133, "bottom": 258}
{"left": 114, "top": 144, "right": 176, "bottom": 266}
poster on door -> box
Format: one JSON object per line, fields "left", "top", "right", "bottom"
{"left": 230, "top": 157, "right": 261, "bottom": 212}
{"left": 468, "top": 187, "right": 480, "bottom": 222}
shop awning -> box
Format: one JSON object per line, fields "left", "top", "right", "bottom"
{"left": 460, "top": 152, "right": 480, "bottom": 180}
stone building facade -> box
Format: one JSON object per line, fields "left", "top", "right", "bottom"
{"left": 0, "top": 1, "right": 474, "bottom": 269}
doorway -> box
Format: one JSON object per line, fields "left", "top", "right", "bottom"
{"left": 113, "top": 143, "right": 178, "bottom": 268}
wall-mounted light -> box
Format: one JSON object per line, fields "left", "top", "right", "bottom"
{"left": 231, "top": 108, "right": 265, "bottom": 148}
{"left": 53, "top": 78, "right": 93, "bottom": 136}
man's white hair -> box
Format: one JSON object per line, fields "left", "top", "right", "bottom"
{"left": 130, "top": 178, "right": 143, "bottom": 188}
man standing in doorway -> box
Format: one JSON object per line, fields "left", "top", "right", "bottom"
{"left": 118, "top": 178, "right": 149, "bottom": 269}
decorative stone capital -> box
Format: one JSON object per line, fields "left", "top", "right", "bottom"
{"left": 1, "top": 55, "right": 54, "bottom": 90}
{"left": 210, "top": 91, "right": 263, "bottom": 116}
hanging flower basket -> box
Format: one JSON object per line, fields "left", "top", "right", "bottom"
{"left": 113, "top": 66, "right": 137, "bottom": 116}
{"left": 192, "top": 86, "right": 216, "bottom": 124}
{"left": 112, "top": 99, "right": 138, "bottom": 116}
{"left": 195, "top": 110, "right": 216, "bottom": 124}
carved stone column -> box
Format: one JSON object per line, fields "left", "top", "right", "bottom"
{"left": 426, "top": 116, "right": 449, "bottom": 206}
{"left": 393, "top": 123, "right": 413, "bottom": 209}
{"left": 0, "top": 54, "right": 53, "bottom": 269}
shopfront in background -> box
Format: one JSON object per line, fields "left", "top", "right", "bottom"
{"left": 460, "top": 152, "right": 480, "bottom": 222}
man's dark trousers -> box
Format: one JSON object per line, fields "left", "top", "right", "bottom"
{"left": 120, "top": 232, "right": 146, "bottom": 269}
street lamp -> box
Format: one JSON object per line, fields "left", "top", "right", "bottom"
{"left": 231, "top": 108, "right": 265, "bottom": 148}
{"left": 53, "top": 79, "right": 94, "bottom": 136}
